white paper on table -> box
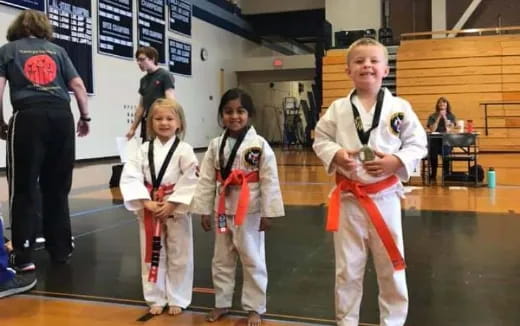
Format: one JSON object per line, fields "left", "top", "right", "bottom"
{"left": 116, "top": 137, "right": 141, "bottom": 163}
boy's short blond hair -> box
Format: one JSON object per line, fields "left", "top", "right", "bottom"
{"left": 146, "top": 98, "right": 187, "bottom": 140}
{"left": 346, "top": 38, "right": 389, "bottom": 64}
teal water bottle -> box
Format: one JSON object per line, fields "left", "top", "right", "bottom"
{"left": 487, "top": 167, "right": 496, "bottom": 188}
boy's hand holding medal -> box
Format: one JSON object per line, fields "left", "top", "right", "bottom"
{"left": 363, "top": 150, "right": 403, "bottom": 177}
{"left": 333, "top": 148, "right": 359, "bottom": 171}
{"left": 334, "top": 146, "right": 403, "bottom": 177}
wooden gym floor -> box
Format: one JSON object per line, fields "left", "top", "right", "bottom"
{"left": 0, "top": 149, "right": 519, "bottom": 326}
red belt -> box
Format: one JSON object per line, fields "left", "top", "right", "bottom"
{"left": 327, "top": 174, "right": 406, "bottom": 271}
{"left": 144, "top": 183, "right": 174, "bottom": 263}
{"left": 216, "top": 169, "right": 259, "bottom": 226}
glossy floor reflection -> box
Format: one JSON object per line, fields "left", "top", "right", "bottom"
{"left": 1, "top": 150, "right": 520, "bottom": 326}
{"left": 5, "top": 204, "right": 519, "bottom": 326}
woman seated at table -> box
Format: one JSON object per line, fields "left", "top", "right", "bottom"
{"left": 426, "top": 97, "right": 457, "bottom": 182}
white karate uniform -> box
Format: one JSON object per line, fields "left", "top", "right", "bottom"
{"left": 191, "top": 126, "right": 284, "bottom": 314}
{"left": 120, "top": 136, "right": 198, "bottom": 309}
{"left": 313, "top": 88, "right": 427, "bottom": 326}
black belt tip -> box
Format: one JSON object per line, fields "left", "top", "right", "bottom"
{"left": 136, "top": 312, "right": 155, "bottom": 322}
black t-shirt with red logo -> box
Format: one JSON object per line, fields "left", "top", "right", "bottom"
{"left": 138, "top": 67, "right": 175, "bottom": 117}
{"left": 0, "top": 37, "right": 79, "bottom": 106}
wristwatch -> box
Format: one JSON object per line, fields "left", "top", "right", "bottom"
{"left": 80, "top": 116, "right": 91, "bottom": 122}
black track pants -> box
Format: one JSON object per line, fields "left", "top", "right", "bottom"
{"left": 7, "top": 106, "right": 75, "bottom": 265}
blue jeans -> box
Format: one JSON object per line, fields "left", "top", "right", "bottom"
{"left": 429, "top": 138, "right": 452, "bottom": 178}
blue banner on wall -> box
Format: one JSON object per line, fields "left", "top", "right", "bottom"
{"left": 137, "top": 0, "right": 165, "bottom": 64}
{"left": 168, "top": 38, "right": 191, "bottom": 76}
{"left": 47, "top": 0, "right": 94, "bottom": 94}
{"left": 97, "top": 0, "right": 134, "bottom": 59}
{"left": 169, "top": 0, "right": 191, "bottom": 37}
{"left": 0, "top": 0, "right": 45, "bottom": 11}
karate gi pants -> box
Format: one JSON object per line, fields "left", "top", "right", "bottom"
{"left": 212, "top": 213, "right": 267, "bottom": 314}
{"left": 138, "top": 213, "right": 193, "bottom": 308}
{"left": 334, "top": 192, "right": 408, "bottom": 326}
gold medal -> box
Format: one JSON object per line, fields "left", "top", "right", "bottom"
{"left": 359, "top": 145, "right": 375, "bottom": 162}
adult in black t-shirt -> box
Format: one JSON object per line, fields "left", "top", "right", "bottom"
{"left": 126, "top": 47, "right": 175, "bottom": 140}
{"left": 0, "top": 10, "right": 90, "bottom": 272}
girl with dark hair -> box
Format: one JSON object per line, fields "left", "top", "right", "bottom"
{"left": 191, "top": 88, "right": 284, "bottom": 326}
{"left": 216, "top": 88, "right": 255, "bottom": 126}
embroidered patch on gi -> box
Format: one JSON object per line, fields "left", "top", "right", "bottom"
{"left": 243, "top": 147, "right": 262, "bottom": 168}
{"left": 389, "top": 112, "right": 405, "bottom": 135}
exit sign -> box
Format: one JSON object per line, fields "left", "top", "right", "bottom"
{"left": 273, "top": 58, "right": 283, "bottom": 67}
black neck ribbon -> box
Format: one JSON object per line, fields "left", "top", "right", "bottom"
{"left": 350, "top": 88, "right": 385, "bottom": 145}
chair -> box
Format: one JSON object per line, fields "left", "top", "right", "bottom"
{"left": 441, "top": 133, "right": 478, "bottom": 186}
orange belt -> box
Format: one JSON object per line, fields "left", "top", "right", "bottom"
{"left": 216, "top": 169, "right": 259, "bottom": 226}
{"left": 327, "top": 174, "right": 406, "bottom": 271}
{"left": 144, "top": 183, "right": 174, "bottom": 263}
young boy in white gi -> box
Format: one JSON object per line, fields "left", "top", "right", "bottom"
{"left": 120, "top": 98, "right": 198, "bottom": 316}
{"left": 313, "top": 38, "right": 427, "bottom": 326}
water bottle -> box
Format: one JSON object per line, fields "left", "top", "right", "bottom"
{"left": 487, "top": 167, "right": 496, "bottom": 188}
{"left": 466, "top": 119, "right": 474, "bottom": 133}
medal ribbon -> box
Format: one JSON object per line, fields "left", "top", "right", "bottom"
{"left": 350, "top": 89, "right": 385, "bottom": 145}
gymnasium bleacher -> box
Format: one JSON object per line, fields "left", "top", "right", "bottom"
{"left": 322, "top": 27, "right": 520, "bottom": 152}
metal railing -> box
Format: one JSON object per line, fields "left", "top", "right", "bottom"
{"left": 480, "top": 101, "right": 520, "bottom": 136}
{"left": 401, "top": 26, "right": 520, "bottom": 41}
